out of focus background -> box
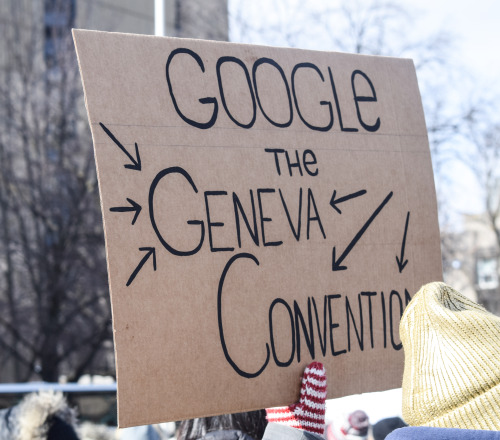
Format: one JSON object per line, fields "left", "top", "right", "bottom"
{"left": 0, "top": 0, "right": 498, "bottom": 436}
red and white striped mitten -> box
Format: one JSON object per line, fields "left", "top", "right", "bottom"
{"left": 266, "top": 362, "right": 327, "bottom": 436}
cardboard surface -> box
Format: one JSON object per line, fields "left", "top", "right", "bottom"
{"left": 73, "top": 29, "right": 443, "bottom": 427}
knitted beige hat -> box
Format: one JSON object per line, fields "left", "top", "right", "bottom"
{"left": 400, "top": 281, "right": 500, "bottom": 430}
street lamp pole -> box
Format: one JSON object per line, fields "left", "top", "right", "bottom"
{"left": 155, "top": 0, "right": 165, "bottom": 36}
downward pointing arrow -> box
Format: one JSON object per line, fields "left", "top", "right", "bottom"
{"left": 332, "top": 192, "right": 393, "bottom": 271}
{"left": 99, "top": 122, "right": 142, "bottom": 171}
{"left": 126, "top": 247, "right": 156, "bottom": 287}
{"left": 396, "top": 211, "right": 410, "bottom": 273}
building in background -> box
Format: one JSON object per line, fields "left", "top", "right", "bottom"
{"left": 0, "top": 0, "right": 228, "bottom": 385}
{"left": 77, "top": 0, "right": 228, "bottom": 40}
{"left": 0, "top": 0, "right": 228, "bottom": 68}
{"left": 444, "top": 213, "right": 500, "bottom": 314}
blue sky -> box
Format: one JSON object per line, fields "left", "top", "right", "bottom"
{"left": 414, "top": 0, "right": 500, "bottom": 87}
{"left": 228, "top": 0, "right": 500, "bottom": 221}
{"left": 230, "top": 0, "right": 500, "bottom": 89}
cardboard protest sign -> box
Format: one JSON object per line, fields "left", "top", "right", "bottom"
{"left": 73, "top": 29, "right": 442, "bottom": 427}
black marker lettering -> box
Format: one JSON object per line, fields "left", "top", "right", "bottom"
{"left": 328, "top": 294, "right": 346, "bottom": 356}
{"left": 233, "top": 191, "right": 259, "bottom": 248}
{"left": 312, "top": 296, "right": 328, "bottom": 356}
{"left": 294, "top": 298, "right": 315, "bottom": 362}
{"left": 166, "top": 48, "right": 218, "bottom": 129}
{"left": 351, "top": 70, "right": 380, "bottom": 132}
{"left": 265, "top": 148, "right": 286, "bottom": 176}
{"left": 381, "top": 291, "right": 387, "bottom": 348}
{"left": 204, "top": 191, "right": 234, "bottom": 253}
{"left": 306, "top": 188, "right": 326, "bottom": 240}
{"left": 217, "top": 56, "right": 256, "bottom": 128}
{"left": 303, "top": 150, "right": 318, "bottom": 176}
{"left": 390, "top": 290, "right": 403, "bottom": 350}
{"left": 328, "top": 67, "right": 358, "bottom": 132}
{"left": 217, "top": 253, "right": 269, "bottom": 378}
{"left": 405, "top": 288, "right": 412, "bottom": 306}
{"left": 361, "top": 291, "right": 376, "bottom": 349}
{"left": 257, "top": 188, "right": 283, "bottom": 247}
{"left": 279, "top": 188, "right": 302, "bottom": 241}
{"left": 253, "top": 58, "right": 293, "bottom": 128}
{"left": 269, "top": 298, "right": 295, "bottom": 367}
{"left": 285, "top": 150, "right": 303, "bottom": 177}
{"left": 292, "top": 62, "right": 333, "bottom": 132}
{"left": 149, "top": 167, "right": 204, "bottom": 256}
{"left": 346, "top": 295, "right": 364, "bottom": 351}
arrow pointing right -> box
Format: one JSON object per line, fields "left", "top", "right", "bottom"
{"left": 110, "top": 198, "right": 142, "bottom": 225}
{"left": 396, "top": 211, "right": 410, "bottom": 273}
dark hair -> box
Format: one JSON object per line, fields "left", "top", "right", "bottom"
{"left": 372, "top": 417, "right": 407, "bottom": 440}
{"left": 177, "top": 410, "right": 267, "bottom": 440}
{"left": 47, "top": 415, "right": 80, "bottom": 440}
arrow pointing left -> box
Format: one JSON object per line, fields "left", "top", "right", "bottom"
{"left": 126, "top": 247, "right": 156, "bottom": 287}
{"left": 330, "top": 189, "right": 367, "bottom": 214}
{"left": 110, "top": 198, "right": 142, "bottom": 225}
{"left": 99, "top": 122, "right": 142, "bottom": 171}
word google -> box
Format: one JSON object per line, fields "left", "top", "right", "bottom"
{"left": 166, "top": 48, "right": 381, "bottom": 132}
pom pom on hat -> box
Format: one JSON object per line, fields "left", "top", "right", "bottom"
{"left": 340, "top": 410, "right": 369, "bottom": 439}
{"left": 400, "top": 282, "right": 500, "bottom": 430}
{"left": 266, "top": 362, "right": 327, "bottom": 435}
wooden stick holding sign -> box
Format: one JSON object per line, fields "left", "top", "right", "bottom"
{"left": 73, "top": 29, "right": 442, "bottom": 427}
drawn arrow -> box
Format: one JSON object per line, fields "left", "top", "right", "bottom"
{"left": 332, "top": 191, "right": 393, "bottom": 271}
{"left": 126, "top": 247, "right": 156, "bottom": 287}
{"left": 110, "top": 198, "right": 142, "bottom": 225}
{"left": 396, "top": 211, "right": 410, "bottom": 273}
{"left": 330, "top": 189, "right": 367, "bottom": 214}
{"left": 99, "top": 122, "right": 141, "bottom": 171}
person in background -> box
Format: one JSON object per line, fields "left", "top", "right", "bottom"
{"left": 326, "top": 410, "right": 370, "bottom": 440}
{"left": 339, "top": 410, "right": 370, "bottom": 440}
{"left": 177, "top": 362, "right": 327, "bottom": 440}
{"left": 387, "top": 282, "right": 500, "bottom": 439}
{"left": 371, "top": 417, "right": 406, "bottom": 440}
{"left": 119, "top": 423, "right": 172, "bottom": 440}
{"left": 177, "top": 410, "right": 268, "bottom": 440}
{"left": 0, "top": 390, "right": 80, "bottom": 440}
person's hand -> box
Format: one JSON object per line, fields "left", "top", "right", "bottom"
{"left": 266, "top": 362, "right": 327, "bottom": 435}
